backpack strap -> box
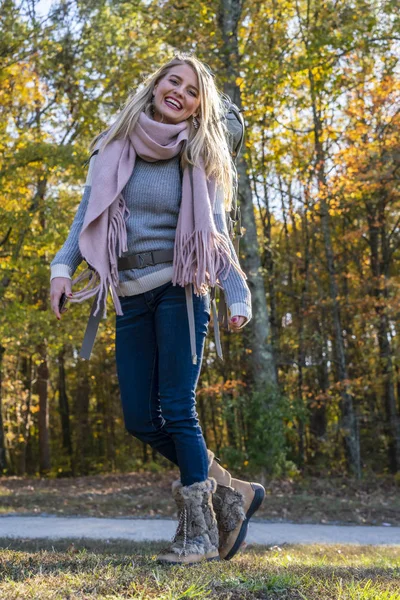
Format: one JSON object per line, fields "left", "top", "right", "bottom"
{"left": 225, "top": 104, "right": 245, "bottom": 157}
{"left": 82, "top": 131, "right": 109, "bottom": 167}
{"left": 222, "top": 96, "right": 245, "bottom": 157}
{"left": 82, "top": 148, "right": 99, "bottom": 168}
{"left": 210, "top": 286, "right": 224, "bottom": 360}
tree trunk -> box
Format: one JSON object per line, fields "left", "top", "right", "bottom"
{"left": 224, "top": 399, "right": 237, "bottom": 448}
{"left": 261, "top": 154, "right": 279, "bottom": 384}
{"left": 210, "top": 399, "right": 222, "bottom": 454}
{"left": 74, "top": 360, "right": 91, "bottom": 475}
{"left": 308, "top": 68, "right": 360, "bottom": 478}
{"left": 17, "top": 355, "right": 33, "bottom": 475}
{"left": 36, "top": 343, "right": 51, "bottom": 474}
{"left": 292, "top": 185, "right": 312, "bottom": 470}
{"left": 58, "top": 347, "right": 73, "bottom": 461}
{"left": 367, "top": 201, "right": 400, "bottom": 472}
{"left": 0, "top": 345, "right": 7, "bottom": 471}
{"left": 308, "top": 311, "right": 329, "bottom": 467}
{"left": 218, "top": 0, "right": 277, "bottom": 393}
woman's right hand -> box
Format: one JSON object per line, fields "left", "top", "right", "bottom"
{"left": 50, "top": 277, "right": 73, "bottom": 320}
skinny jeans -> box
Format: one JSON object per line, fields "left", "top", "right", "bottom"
{"left": 115, "top": 280, "right": 211, "bottom": 486}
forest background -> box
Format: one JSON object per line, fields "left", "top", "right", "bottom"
{"left": 1, "top": 0, "right": 399, "bottom": 484}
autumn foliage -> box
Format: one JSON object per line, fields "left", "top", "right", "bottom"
{"left": 0, "top": 0, "right": 399, "bottom": 479}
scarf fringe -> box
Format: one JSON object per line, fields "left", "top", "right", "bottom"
{"left": 70, "top": 270, "right": 122, "bottom": 318}
{"left": 69, "top": 268, "right": 106, "bottom": 317}
{"left": 71, "top": 195, "right": 129, "bottom": 317}
{"left": 109, "top": 194, "right": 129, "bottom": 291}
{"left": 172, "top": 229, "right": 247, "bottom": 296}
{"left": 70, "top": 268, "right": 100, "bottom": 299}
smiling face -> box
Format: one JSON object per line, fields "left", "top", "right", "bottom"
{"left": 152, "top": 63, "right": 201, "bottom": 125}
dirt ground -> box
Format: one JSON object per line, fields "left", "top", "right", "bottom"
{"left": 1, "top": 469, "right": 399, "bottom": 526}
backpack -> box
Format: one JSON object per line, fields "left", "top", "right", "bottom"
{"left": 211, "top": 94, "right": 246, "bottom": 331}
{"left": 221, "top": 94, "right": 245, "bottom": 241}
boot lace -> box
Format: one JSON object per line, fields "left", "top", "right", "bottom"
{"left": 172, "top": 505, "right": 188, "bottom": 557}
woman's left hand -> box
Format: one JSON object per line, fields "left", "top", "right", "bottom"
{"left": 229, "top": 315, "right": 247, "bottom": 331}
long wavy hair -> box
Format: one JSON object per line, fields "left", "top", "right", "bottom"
{"left": 90, "top": 53, "right": 234, "bottom": 211}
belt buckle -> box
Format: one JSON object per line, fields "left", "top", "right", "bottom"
{"left": 137, "top": 251, "right": 155, "bottom": 268}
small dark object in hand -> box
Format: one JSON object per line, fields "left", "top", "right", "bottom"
{"left": 59, "top": 292, "right": 68, "bottom": 312}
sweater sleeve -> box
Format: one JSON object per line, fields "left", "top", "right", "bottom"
{"left": 50, "top": 154, "right": 96, "bottom": 281}
{"left": 213, "top": 187, "right": 252, "bottom": 329}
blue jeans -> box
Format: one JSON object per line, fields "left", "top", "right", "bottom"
{"left": 115, "top": 280, "right": 211, "bottom": 486}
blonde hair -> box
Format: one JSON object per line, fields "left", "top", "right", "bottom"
{"left": 90, "top": 53, "right": 234, "bottom": 211}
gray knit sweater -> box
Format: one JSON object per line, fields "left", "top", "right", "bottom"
{"left": 50, "top": 154, "right": 252, "bottom": 327}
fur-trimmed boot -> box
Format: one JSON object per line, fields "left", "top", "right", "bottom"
{"left": 207, "top": 449, "right": 265, "bottom": 560}
{"left": 156, "top": 477, "right": 220, "bottom": 565}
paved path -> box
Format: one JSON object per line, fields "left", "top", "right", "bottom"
{"left": 0, "top": 516, "right": 399, "bottom": 546}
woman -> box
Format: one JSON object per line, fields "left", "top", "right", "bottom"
{"left": 50, "top": 54, "right": 264, "bottom": 565}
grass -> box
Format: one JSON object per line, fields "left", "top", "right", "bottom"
{"left": 1, "top": 470, "right": 399, "bottom": 526}
{"left": 0, "top": 538, "right": 399, "bottom": 599}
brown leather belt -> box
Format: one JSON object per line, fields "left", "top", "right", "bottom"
{"left": 117, "top": 248, "right": 174, "bottom": 271}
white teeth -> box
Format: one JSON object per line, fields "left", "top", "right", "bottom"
{"left": 165, "top": 98, "right": 182, "bottom": 109}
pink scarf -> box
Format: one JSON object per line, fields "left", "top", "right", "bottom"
{"left": 71, "top": 110, "right": 242, "bottom": 317}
